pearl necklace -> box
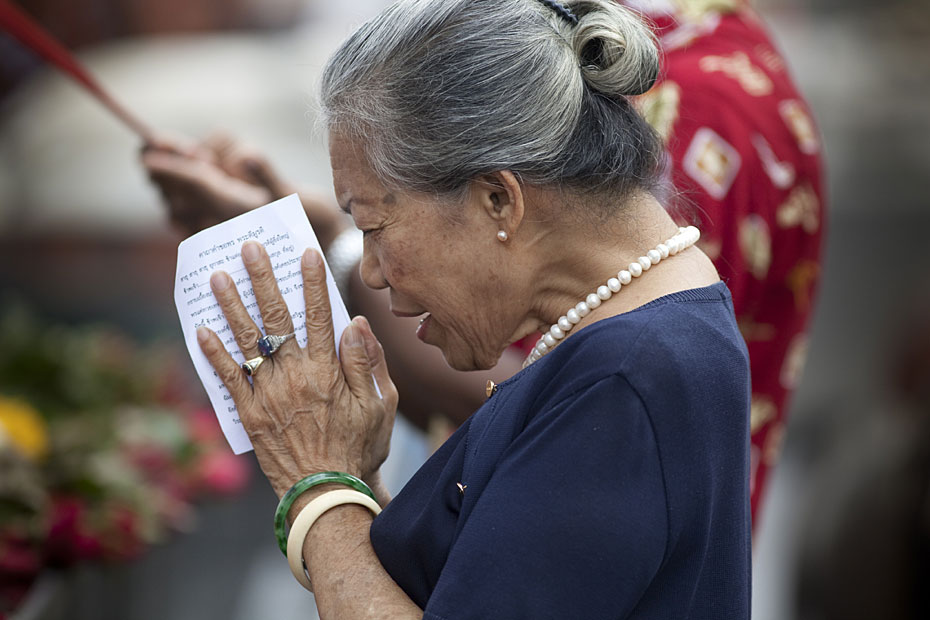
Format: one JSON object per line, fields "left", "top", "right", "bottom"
{"left": 523, "top": 226, "right": 701, "bottom": 368}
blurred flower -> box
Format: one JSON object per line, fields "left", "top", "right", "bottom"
{"left": 45, "top": 496, "right": 103, "bottom": 566}
{"left": 188, "top": 407, "right": 223, "bottom": 443}
{"left": 197, "top": 450, "right": 250, "bottom": 496}
{"left": 0, "top": 532, "right": 41, "bottom": 578}
{"left": 0, "top": 532, "right": 42, "bottom": 620}
{"left": 0, "top": 396, "right": 48, "bottom": 461}
{"left": 0, "top": 306, "right": 249, "bottom": 614}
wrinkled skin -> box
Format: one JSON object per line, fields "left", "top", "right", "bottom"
{"left": 196, "top": 241, "right": 397, "bottom": 498}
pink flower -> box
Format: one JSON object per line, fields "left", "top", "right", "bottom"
{"left": 45, "top": 496, "right": 102, "bottom": 566}
{"left": 101, "top": 503, "right": 144, "bottom": 562}
{"left": 126, "top": 444, "right": 174, "bottom": 476}
{"left": 0, "top": 533, "right": 40, "bottom": 577}
{"left": 197, "top": 451, "right": 250, "bottom": 495}
{"left": 188, "top": 408, "right": 223, "bottom": 443}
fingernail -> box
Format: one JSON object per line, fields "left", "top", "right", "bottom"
{"left": 197, "top": 326, "right": 210, "bottom": 344}
{"left": 303, "top": 249, "right": 322, "bottom": 268}
{"left": 211, "top": 271, "right": 231, "bottom": 291}
{"left": 356, "top": 317, "right": 377, "bottom": 361}
{"left": 345, "top": 322, "right": 363, "bottom": 346}
{"left": 242, "top": 241, "right": 261, "bottom": 264}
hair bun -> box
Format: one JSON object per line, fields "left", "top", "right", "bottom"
{"left": 568, "top": 0, "right": 660, "bottom": 97}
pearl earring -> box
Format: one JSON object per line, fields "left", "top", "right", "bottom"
{"left": 497, "top": 230, "right": 509, "bottom": 242}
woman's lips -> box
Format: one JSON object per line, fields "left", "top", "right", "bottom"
{"left": 416, "top": 314, "right": 432, "bottom": 342}
{"left": 391, "top": 309, "right": 426, "bottom": 318}
{"left": 389, "top": 306, "right": 431, "bottom": 342}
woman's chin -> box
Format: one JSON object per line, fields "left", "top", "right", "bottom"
{"left": 439, "top": 350, "right": 475, "bottom": 372}
{"left": 440, "top": 346, "right": 497, "bottom": 372}
{"left": 425, "top": 319, "right": 499, "bottom": 371}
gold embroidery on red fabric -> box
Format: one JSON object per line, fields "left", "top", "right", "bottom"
{"left": 752, "top": 134, "right": 796, "bottom": 190}
{"left": 636, "top": 81, "right": 681, "bottom": 143}
{"left": 738, "top": 214, "right": 772, "bottom": 279}
{"left": 673, "top": 0, "right": 741, "bottom": 20}
{"left": 755, "top": 44, "right": 785, "bottom": 73}
{"left": 780, "top": 334, "right": 809, "bottom": 390}
{"left": 683, "top": 127, "right": 742, "bottom": 200}
{"left": 787, "top": 260, "right": 820, "bottom": 313}
{"left": 762, "top": 422, "right": 786, "bottom": 466}
{"left": 660, "top": 13, "right": 723, "bottom": 51}
{"left": 750, "top": 395, "right": 777, "bottom": 434}
{"left": 777, "top": 184, "right": 820, "bottom": 233}
{"left": 779, "top": 100, "right": 821, "bottom": 155}
{"left": 699, "top": 51, "right": 774, "bottom": 96}
{"left": 738, "top": 319, "right": 776, "bottom": 343}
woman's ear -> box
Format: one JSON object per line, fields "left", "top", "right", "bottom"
{"left": 473, "top": 170, "right": 525, "bottom": 239}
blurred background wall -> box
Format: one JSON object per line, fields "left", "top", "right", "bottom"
{"left": 1, "top": 0, "right": 928, "bottom": 618}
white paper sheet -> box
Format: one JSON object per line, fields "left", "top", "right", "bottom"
{"left": 174, "top": 194, "right": 351, "bottom": 454}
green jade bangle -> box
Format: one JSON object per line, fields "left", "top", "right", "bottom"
{"left": 274, "top": 471, "right": 376, "bottom": 555}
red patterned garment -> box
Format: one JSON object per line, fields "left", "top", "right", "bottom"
{"left": 632, "top": 0, "right": 826, "bottom": 525}
{"left": 516, "top": 0, "right": 825, "bottom": 526}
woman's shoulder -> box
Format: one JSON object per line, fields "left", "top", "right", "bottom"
{"left": 519, "top": 281, "right": 748, "bottom": 403}
{"left": 474, "top": 282, "right": 749, "bottom": 464}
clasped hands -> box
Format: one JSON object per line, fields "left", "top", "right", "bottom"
{"left": 197, "top": 240, "right": 398, "bottom": 501}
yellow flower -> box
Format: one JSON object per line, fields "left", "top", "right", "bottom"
{"left": 0, "top": 395, "right": 49, "bottom": 461}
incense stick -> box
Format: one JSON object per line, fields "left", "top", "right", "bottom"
{"left": 0, "top": 0, "right": 154, "bottom": 141}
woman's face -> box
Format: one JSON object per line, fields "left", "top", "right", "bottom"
{"left": 329, "top": 136, "right": 521, "bottom": 371}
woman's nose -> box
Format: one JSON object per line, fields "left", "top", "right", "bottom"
{"left": 359, "top": 239, "right": 389, "bottom": 290}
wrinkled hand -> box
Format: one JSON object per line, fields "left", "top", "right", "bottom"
{"left": 142, "top": 132, "right": 296, "bottom": 237}
{"left": 196, "top": 241, "right": 398, "bottom": 497}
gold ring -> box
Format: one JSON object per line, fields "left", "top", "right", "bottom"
{"left": 241, "top": 356, "right": 266, "bottom": 376}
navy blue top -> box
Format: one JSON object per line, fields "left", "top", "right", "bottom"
{"left": 370, "top": 282, "right": 752, "bottom": 619}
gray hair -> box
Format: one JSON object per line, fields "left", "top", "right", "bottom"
{"left": 319, "top": 0, "right": 663, "bottom": 209}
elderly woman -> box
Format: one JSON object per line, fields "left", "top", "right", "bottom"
{"left": 195, "top": 0, "right": 751, "bottom": 618}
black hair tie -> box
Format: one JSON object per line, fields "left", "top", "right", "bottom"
{"left": 537, "top": 0, "right": 579, "bottom": 26}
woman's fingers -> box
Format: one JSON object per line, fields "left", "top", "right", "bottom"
{"left": 340, "top": 320, "right": 377, "bottom": 400}
{"left": 358, "top": 316, "right": 399, "bottom": 411}
{"left": 241, "top": 242, "right": 298, "bottom": 355}
{"left": 302, "top": 249, "right": 338, "bottom": 366}
{"left": 340, "top": 316, "right": 398, "bottom": 409}
{"left": 210, "top": 270, "right": 263, "bottom": 359}
{"left": 197, "top": 326, "right": 253, "bottom": 405}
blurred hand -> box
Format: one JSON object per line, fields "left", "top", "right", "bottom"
{"left": 142, "top": 132, "right": 296, "bottom": 236}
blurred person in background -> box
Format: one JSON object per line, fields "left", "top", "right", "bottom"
{"left": 630, "top": 0, "right": 826, "bottom": 524}
{"left": 144, "top": 0, "right": 825, "bottom": 526}
{"left": 187, "top": 0, "right": 753, "bottom": 617}
{"left": 794, "top": 297, "right": 930, "bottom": 620}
